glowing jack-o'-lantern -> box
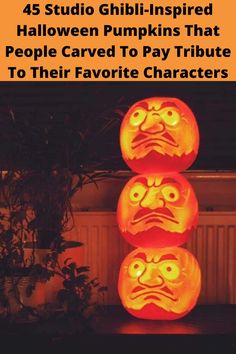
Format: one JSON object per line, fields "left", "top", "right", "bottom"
{"left": 120, "top": 97, "right": 199, "bottom": 173}
{"left": 118, "top": 247, "right": 201, "bottom": 320}
{"left": 117, "top": 173, "right": 198, "bottom": 248}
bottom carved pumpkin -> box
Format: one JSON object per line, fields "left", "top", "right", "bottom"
{"left": 118, "top": 247, "right": 201, "bottom": 320}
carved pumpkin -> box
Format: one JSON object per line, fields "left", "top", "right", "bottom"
{"left": 118, "top": 247, "right": 201, "bottom": 320}
{"left": 117, "top": 173, "right": 198, "bottom": 248}
{"left": 120, "top": 97, "right": 199, "bottom": 173}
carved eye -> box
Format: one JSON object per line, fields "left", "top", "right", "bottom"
{"left": 128, "top": 260, "right": 146, "bottom": 278}
{"left": 129, "top": 184, "right": 147, "bottom": 203}
{"left": 162, "top": 185, "right": 180, "bottom": 202}
{"left": 130, "top": 109, "right": 147, "bottom": 127}
{"left": 160, "top": 108, "right": 180, "bottom": 126}
{"left": 159, "top": 262, "right": 180, "bottom": 281}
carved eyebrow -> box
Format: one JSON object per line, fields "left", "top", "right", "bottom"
{"left": 158, "top": 254, "right": 178, "bottom": 262}
{"left": 159, "top": 102, "right": 178, "bottom": 110}
{"left": 134, "top": 102, "right": 149, "bottom": 111}
{"left": 134, "top": 177, "right": 181, "bottom": 188}
{"left": 134, "top": 253, "right": 177, "bottom": 263}
{"left": 134, "top": 177, "right": 147, "bottom": 185}
{"left": 134, "top": 252, "right": 147, "bottom": 262}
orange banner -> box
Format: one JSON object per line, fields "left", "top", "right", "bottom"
{"left": 0, "top": 0, "right": 235, "bottom": 81}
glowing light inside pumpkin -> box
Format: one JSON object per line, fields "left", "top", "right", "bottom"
{"left": 118, "top": 96, "right": 201, "bottom": 320}
{"left": 118, "top": 247, "right": 201, "bottom": 320}
{"left": 120, "top": 97, "right": 199, "bottom": 173}
{"left": 117, "top": 173, "right": 198, "bottom": 248}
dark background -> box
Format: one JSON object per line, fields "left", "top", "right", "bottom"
{"left": 0, "top": 82, "right": 235, "bottom": 170}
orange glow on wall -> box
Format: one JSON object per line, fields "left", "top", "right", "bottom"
{"left": 120, "top": 97, "right": 199, "bottom": 173}
{"left": 118, "top": 247, "right": 201, "bottom": 320}
{"left": 117, "top": 173, "right": 198, "bottom": 248}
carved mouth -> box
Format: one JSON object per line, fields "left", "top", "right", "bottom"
{"left": 131, "top": 285, "right": 177, "bottom": 302}
{"left": 132, "top": 132, "right": 178, "bottom": 149}
{"left": 131, "top": 207, "right": 179, "bottom": 225}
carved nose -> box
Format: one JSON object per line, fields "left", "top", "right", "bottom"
{"left": 139, "top": 265, "right": 164, "bottom": 288}
{"left": 140, "top": 188, "right": 165, "bottom": 209}
{"left": 140, "top": 112, "right": 165, "bottom": 133}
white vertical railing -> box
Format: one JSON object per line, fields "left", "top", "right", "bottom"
{"left": 66, "top": 212, "right": 236, "bottom": 305}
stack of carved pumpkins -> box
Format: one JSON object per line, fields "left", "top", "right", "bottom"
{"left": 117, "top": 97, "right": 201, "bottom": 320}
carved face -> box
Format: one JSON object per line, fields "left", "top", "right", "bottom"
{"left": 117, "top": 173, "right": 198, "bottom": 248}
{"left": 118, "top": 247, "right": 201, "bottom": 320}
{"left": 120, "top": 97, "right": 199, "bottom": 173}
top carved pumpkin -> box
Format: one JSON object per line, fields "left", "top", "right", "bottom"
{"left": 120, "top": 97, "right": 199, "bottom": 173}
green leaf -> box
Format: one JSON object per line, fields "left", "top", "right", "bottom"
{"left": 76, "top": 266, "right": 90, "bottom": 274}
{"left": 75, "top": 274, "right": 88, "bottom": 286}
{"left": 64, "top": 257, "right": 73, "bottom": 265}
{"left": 68, "top": 262, "right": 76, "bottom": 270}
{"left": 63, "top": 241, "right": 83, "bottom": 249}
{"left": 61, "top": 268, "right": 69, "bottom": 277}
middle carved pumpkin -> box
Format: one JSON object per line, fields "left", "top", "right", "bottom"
{"left": 117, "top": 173, "right": 198, "bottom": 248}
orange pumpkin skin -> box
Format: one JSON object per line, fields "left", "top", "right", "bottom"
{"left": 120, "top": 97, "right": 199, "bottom": 173}
{"left": 117, "top": 173, "right": 198, "bottom": 248}
{"left": 118, "top": 247, "right": 201, "bottom": 320}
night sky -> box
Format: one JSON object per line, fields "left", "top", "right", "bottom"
{"left": 0, "top": 81, "right": 235, "bottom": 171}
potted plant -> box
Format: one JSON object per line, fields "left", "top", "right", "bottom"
{"left": 0, "top": 89, "right": 124, "bottom": 242}
{"left": 0, "top": 170, "right": 108, "bottom": 323}
{"left": 0, "top": 92, "right": 124, "bottom": 323}
{"left": 0, "top": 197, "right": 53, "bottom": 320}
